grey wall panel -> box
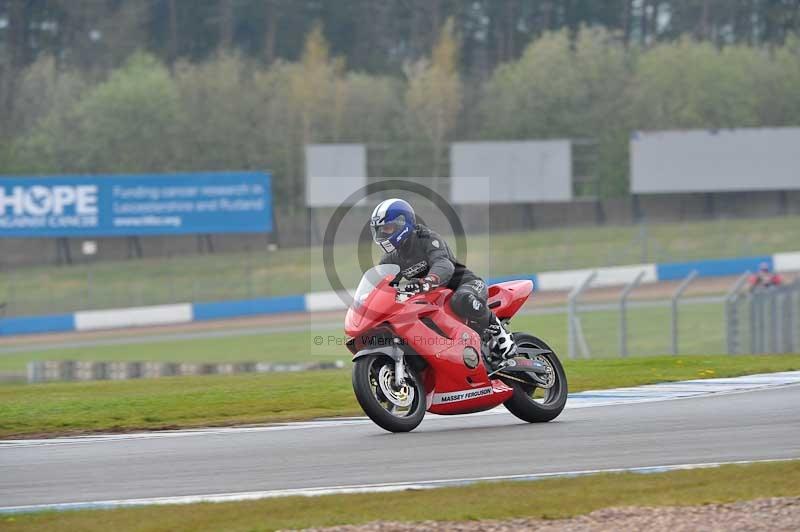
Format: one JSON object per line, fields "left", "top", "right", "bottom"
{"left": 631, "top": 128, "right": 800, "bottom": 193}
{"left": 305, "top": 144, "right": 367, "bottom": 207}
{"left": 450, "top": 141, "right": 572, "bottom": 204}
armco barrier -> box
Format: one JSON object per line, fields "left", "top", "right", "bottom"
{"left": 2, "top": 251, "right": 798, "bottom": 337}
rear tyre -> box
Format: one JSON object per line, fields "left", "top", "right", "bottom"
{"left": 352, "top": 354, "right": 426, "bottom": 433}
{"left": 502, "top": 333, "right": 568, "bottom": 423}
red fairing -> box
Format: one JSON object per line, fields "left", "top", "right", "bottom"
{"left": 344, "top": 274, "right": 399, "bottom": 336}
{"left": 346, "top": 276, "right": 516, "bottom": 415}
{"left": 487, "top": 280, "right": 534, "bottom": 319}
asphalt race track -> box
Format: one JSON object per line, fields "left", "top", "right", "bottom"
{"left": 2, "top": 382, "right": 799, "bottom": 511}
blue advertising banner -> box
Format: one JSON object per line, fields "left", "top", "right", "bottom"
{"left": 0, "top": 172, "right": 272, "bottom": 237}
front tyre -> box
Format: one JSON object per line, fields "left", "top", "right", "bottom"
{"left": 502, "top": 334, "right": 568, "bottom": 423}
{"left": 352, "top": 355, "right": 426, "bottom": 433}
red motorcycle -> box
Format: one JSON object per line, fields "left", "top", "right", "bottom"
{"left": 345, "top": 265, "right": 567, "bottom": 432}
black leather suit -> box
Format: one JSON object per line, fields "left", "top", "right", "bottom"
{"left": 379, "top": 225, "right": 492, "bottom": 330}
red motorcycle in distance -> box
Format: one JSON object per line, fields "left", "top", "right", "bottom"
{"left": 345, "top": 265, "right": 568, "bottom": 433}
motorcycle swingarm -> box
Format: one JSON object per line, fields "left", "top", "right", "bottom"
{"left": 494, "top": 355, "right": 550, "bottom": 375}
{"left": 515, "top": 347, "right": 552, "bottom": 359}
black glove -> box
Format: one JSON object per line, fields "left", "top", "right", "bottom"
{"left": 405, "top": 275, "right": 439, "bottom": 293}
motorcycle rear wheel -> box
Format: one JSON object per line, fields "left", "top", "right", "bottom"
{"left": 502, "top": 333, "right": 568, "bottom": 423}
{"left": 352, "top": 354, "right": 426, "bottom": 433}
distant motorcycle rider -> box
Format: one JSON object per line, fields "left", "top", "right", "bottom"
{"left": 370, "top": 198, "right": 517, "bottom": 359}
{"left": 749, "top": 261, "right": 783, "bottom": 291}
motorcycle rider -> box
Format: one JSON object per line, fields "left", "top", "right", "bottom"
{"left": 749, "top": 261, "right": 783, "bottom": 291}
{"left": 370, "top": 198, "right": 517, "bottom": 360}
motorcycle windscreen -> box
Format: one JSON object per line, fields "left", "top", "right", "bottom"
{"left": 352, "top": 264, "right": 400, "bottom": 310}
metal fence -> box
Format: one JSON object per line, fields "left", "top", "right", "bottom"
{"left": 726, "top": 279, "right": 800, "bottom": 355}
{"left": 565, "top": 271, "right": 800, "bottom": 359}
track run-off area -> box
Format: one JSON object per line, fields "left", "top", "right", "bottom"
{"left": 2, "top": 371, "right": 799, "bottom": 514}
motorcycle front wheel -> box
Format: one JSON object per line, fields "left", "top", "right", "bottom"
{"left": 502, "top": 333, "right": 568, "bottom": 423}
{"left": 352, "top": 354, "right": 426, "bottom": 433}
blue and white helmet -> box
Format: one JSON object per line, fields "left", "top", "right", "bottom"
{"left": 370, "top": 198, "right": 415, "bottom": 253}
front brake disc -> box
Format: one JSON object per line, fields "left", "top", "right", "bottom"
{"left": 377, "top": 365, "right": 414, "bottom": 407}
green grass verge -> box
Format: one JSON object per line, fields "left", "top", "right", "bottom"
{"left": 1, "top": 354, "right": 798, "bottom": 439}
{"left": 0, "top": 301, "right": 726, "bottom": 372}
{"left": 2, "top": 215, "right": 800, "bottom": 316}
{"left": 0, "top": 327, "right": 342, "bottom": 372}
{"left": 4, "top": 461, "right": 799, "bottom": 531}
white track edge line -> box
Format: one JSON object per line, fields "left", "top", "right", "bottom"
{"left": 0, "top": 458, "right": 796, "bottom": 515}
{"left": 3, "top": 372, "right": 800, "bottom": 448}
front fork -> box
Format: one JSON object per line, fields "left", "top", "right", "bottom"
{"left": 392, "top": 337, "right": 406, "bottom": 388}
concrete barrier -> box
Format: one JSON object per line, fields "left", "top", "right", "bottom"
{"left": 75, "top": 304, "right": 193, "bottom": 331}
{"left": 656, "top": 256, "right": 772, "bottom": 281}
{"left": 774, "top": 252, "right": 800, "bottom": 273}
{"left": 536, "top": 264, "right": 657, "bottom": 291}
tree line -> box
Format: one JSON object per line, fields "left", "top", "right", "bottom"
{"left": 1, "top": 1, "right": 800, "bottom": 205}
{"left": 3, "top": 1, "right": 799, "bottom": 78}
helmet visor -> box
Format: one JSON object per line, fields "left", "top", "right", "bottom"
{"left": 371, "top": 215, "right": 406, "bottom": 243}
